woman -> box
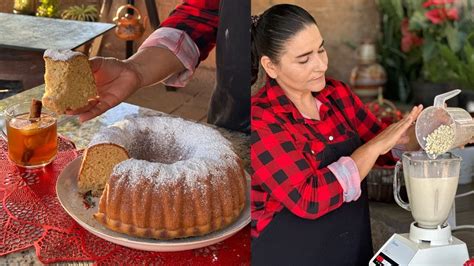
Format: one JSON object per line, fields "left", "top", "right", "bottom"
{"left": 250, "top": 4, "right": 422, "bottom": 265}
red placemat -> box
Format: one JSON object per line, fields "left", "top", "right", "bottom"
{"left": 0, "top": 137, "right": 250, "bottom": 265}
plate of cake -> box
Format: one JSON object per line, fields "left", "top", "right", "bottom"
{"left": 56, "top": 116, "right": 250, "bottom": 252}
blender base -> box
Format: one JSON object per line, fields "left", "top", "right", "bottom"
{"left": 370, "top": 231, "right": 469, "bottom": 265}
{"left": 409, "top": 222, "right": 452, "bottom": 245}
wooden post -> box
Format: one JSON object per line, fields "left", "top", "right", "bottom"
{"left": 145, "top": 0, "right": 160, "bottom": 29}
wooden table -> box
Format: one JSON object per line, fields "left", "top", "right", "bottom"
{"left": 0, "top": 12, "right": 115, "bottom": 51}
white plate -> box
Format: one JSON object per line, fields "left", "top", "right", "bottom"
{"left": 56, "top": 156, "right": 251, "bottom": 252}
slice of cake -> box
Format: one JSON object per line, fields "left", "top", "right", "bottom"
{"left": 78, "top": 143, "right": 129, "bottom": 196}
{"left": 42, "top": 49, "right": 97, "bottom": 114}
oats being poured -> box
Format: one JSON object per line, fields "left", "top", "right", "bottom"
{"left": 424, "top": 124, "right": 455, "bottom": 158}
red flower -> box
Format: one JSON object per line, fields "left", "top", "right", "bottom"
{"left": 423, "top": 0, "right": 455, "bottom": 8}
{"left": 426, "top": 9, "right": 445, "bottom": 24}
{"left": 401, "top": 18, "right": 424, "bottom": 52}
{"left": 425, "top": 8, "right": 459, "bottom": 24}
{"left": 446, "top": 8, "right": 459, "bottom": 20}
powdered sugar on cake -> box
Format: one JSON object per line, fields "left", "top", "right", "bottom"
{"left": 89, "top": 116, "right": 240, "bottom": 191}
{"left": 44, "top": 49, "right": 84, "bottom": 61}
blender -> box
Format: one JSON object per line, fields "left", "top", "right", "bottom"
{"left": 370, "top": 90, "right": 474, "bottom": 265}
{"left": 370, "top": 152, "right": 469, "bottom": 265}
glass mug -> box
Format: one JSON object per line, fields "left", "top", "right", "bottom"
{"left": 0, "top": 102, "right": 58, "bottom": 168}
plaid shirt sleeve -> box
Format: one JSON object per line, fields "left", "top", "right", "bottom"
{"left": 159, "top": 0, "right": 219, "bottom": 63}
{"left": 331, "top": 80, "right": 396, "bottom": 166}
{"left": 251, "top": 107, "right": 344, "bottom": 219}
{"left": 139, "top": 27, "right": 200, "bottom": 87}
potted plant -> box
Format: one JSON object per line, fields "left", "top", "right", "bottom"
{"left": 13, "top": 0, "right": 36, "bottom": 15}
{"left": 61, "top": 4, "right": 98, "bottom": 22}
{"left": 36, "top": 0, "right": 60, "bottom": 18}
{"left": 411, "top": 0, "right": 474, "bottom": 108}
{"left": 378, "top": 0, "right": 474, "bottom": 108}
{"left": 377, "top": 0, "right": 424, "bottom": 103}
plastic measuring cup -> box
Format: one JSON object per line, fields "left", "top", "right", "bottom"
{"left": 415, "top": 89, "right": 474, "bottom": 157}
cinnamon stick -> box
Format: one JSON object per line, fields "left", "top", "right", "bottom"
{"left": 21, "top": 149, "right": 35, "bottom": 165}
{"left": 29, "top": 99, "right": 42, "bottom": 121}
{"left": 22, "top": 99, "right": 43, "bottom": 164}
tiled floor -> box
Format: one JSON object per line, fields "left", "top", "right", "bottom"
{"left": 125, "top": 67, "right": 216, "bottom": 123}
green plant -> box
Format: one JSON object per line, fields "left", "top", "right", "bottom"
{"left": 377, "top": 0, "right": 422, "bottom": 102}
{"left": 36, "top": 0, "right": 60, "bottom": 18}
{"left": 425, "top": 33, "right": 474, "bottom": 89}
{"left": 61, "top": 4, "right": 98, "bottom": 22}
{"left": 414, "top": 1, "right": 474, "bottom": 90}
{"left": 377, "top": 0, "right": 474, "bottom": 101}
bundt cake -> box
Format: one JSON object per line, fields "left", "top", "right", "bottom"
{"left": 78, "top": 116, "right": 247, "bottom": 239}
{"left": 42, "top": 49, "right": 97, "bottom": 114}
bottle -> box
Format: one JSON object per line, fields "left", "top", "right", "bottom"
{"left": 349, "top": 41, "right": 387, "bottom": 103}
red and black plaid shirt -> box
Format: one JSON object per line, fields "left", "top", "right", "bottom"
{"left": 251, "top": 78, "right": 395, "bottom": 238}
{"left": 160, "top": 0, "right": 219, "bottom": 63}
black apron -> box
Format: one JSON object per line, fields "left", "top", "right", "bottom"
{"left": 252, "top": 96, "right": 373, "bottom": 266}
{"left": 207, "top": 0, "right": 250, "bottom": 133}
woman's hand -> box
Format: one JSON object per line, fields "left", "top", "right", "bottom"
{"left": 351, "top": 105, "right": 423, "bottom": 181}
{"left": 369, "top": 105, "right": 423, "bottom": 155}
{"left": 67, "top": 57, "right": 142, "bottom": 122}
{"left": 67, "top": 47, "right": 185, "bottom": 122}
{"left": 394, "top": 105, "right": 424, "bottom": 151}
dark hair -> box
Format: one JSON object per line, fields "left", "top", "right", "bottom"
{"left": 251, "top": 4, "right": 317, "bottom": 84}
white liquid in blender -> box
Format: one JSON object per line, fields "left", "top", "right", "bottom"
{"left": 407, "top": 176, "right": 459, "bottom": 228}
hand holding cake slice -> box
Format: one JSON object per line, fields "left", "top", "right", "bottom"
{"left": 42, "top": 49, "right": 97, "bottom": 114}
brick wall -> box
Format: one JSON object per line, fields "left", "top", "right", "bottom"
{"left": 0, "top": 1, "right": 12, "bottom": 12}
{"left": 252, "top": 0, "right": 381, "bottom": 83}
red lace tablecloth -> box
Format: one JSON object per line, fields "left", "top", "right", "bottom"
{"left": 0, "top": 137, "right": 250, "bottom": 265}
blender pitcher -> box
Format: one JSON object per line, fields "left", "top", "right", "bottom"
{"left": 393, "top": 151, "right": 461, "bottom": 229}
{"left": 415, "top": 89, "right": 474, "bottom": 158}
